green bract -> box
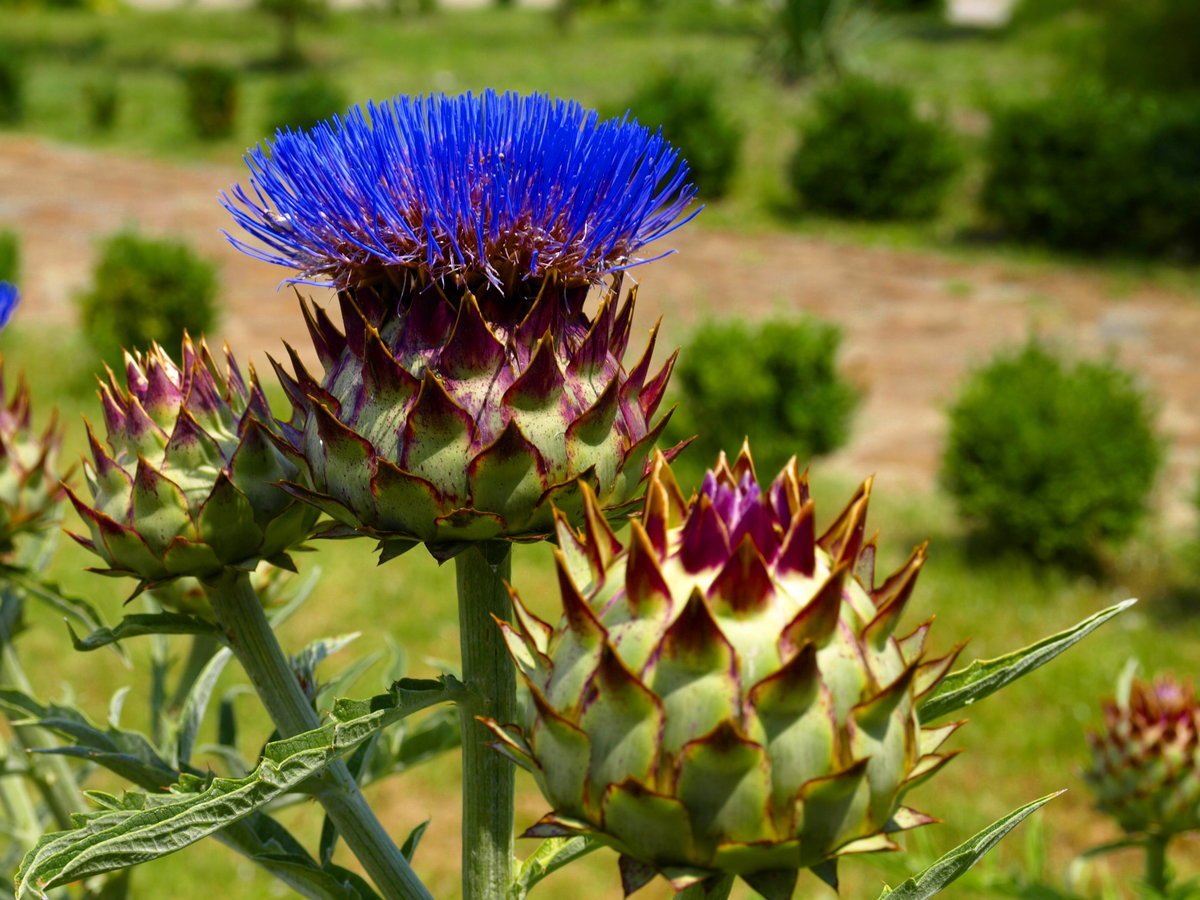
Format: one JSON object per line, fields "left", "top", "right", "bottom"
{"left": 276, "top": 276, "right": 675, "bottom": 560}
{"left": 67, "top": 336, "right": 319, "bottom": 589}
{"left": 0, "top": 361, "right": 64, "bottom": 556}
{"left": 1085, "top": 674, "right": 1200, "bottom": 837}
{"left": 485, "top": 447, "right": 961, "bottom": 897}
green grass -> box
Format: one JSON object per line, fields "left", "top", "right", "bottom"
{"left": 3, "top": 320, "right": 1199, "bottom": 897}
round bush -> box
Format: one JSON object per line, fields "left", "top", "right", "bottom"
{"left": 263, "top": 74, "right": 347, "bottom": 136}
{"left": 182, "top": 64, "right": 239, "bottom": 140}
{"left": 79, "top": 230, "right": 219, "bottom": 365}
{"left": 941, "top": 341, "right": 1162, "bottom": 566}
{"left": 982, "top": 90, "right": 1150, "bottom": 252}
{"left": 790, "top": 76, "right": 961, "bottom": 220}
{"left": 626, "top": 69, "right": 740, "bottom": 199}
{"left": 1099, "top": 0, "right": 1200, "bottom": 95}
{"left": 0, "top": 54, "right": 25, "bottom": 125}
{"left": 0, "top": 231, "right": 18, "bottom": 284}
{"left": 664, "top": 316, "right": 859, "bottom": 485}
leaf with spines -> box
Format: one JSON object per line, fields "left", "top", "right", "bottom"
{"left": 919, "top": 599, "right": 1136, "bottom": 722}
{"left": 876, "top": 791, "right": 1064, "bottom": 899}
{"left": 14, "top": 677, "right": 466, "bottom": 896}
{"left": 67, "top": 612, "right": 221, "bottom": 653}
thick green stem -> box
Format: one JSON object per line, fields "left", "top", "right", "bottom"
{"left": 202, "top": 569, "right": 431, "bottom": 900}
{"left": 455, "top": 544, "right": 516, "bottom": 900}
{"left": 1145, "top": 833, "right": 1170, "bottom": 895}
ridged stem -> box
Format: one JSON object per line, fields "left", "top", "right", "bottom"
{"left": 202, "top": 568, "right": 431, "bottom": 900}
{"left": 1145, "top": 833, "right": 1170, "bottom": 895}
{"left": 455, "top": 543, "right": 516, "bottom": 900}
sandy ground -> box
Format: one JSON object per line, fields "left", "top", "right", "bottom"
{"left": 2, "top": 132, "right": 1197, "bottom": 526}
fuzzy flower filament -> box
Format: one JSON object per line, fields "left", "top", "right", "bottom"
{"left": 222, "top": 91, "right": 698, "bottom": 291}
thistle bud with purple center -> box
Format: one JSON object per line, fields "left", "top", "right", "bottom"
{"left": 222, "top": 91, "right": 696, "bottom": 558}
{"left": 66, "top": 336, "right": 319, "bottom": 589}
{"left": 484, "top": 444, "right": 962, "bottom": 897}
{"left": 1085, "top": 674, "right": 1200, "bottom": 838}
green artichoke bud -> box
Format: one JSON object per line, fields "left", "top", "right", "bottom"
{"left": 1084, "top": 674, "right": 1200, "bottom": 837}
{"left": 484, "top": 446, "right": 961, "bottom": 896}
{"left": 66, "top": 336, "right": 319, "bottom": 588}
{"left": 275, "top": 275, "right": 675, "bottom": 560}
{"left": 0, "top": 362, "right": 65, "bottom": 557}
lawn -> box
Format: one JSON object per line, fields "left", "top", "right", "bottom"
{"left": 3, "top": 2, "right": 1200, "bottom": 897}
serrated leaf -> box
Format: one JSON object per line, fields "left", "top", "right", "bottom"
{"left": 17, "top": 705, "right": 388, "bottom": 894}
{"left": 919, "top": 599, "right": 1135, "bottom": 722}
{"left": 15, "top": 678, "right": 466, "bottom": 896}
{"left": 68, "top": 613, "right": 222, "bottom": 653}
{"left": 511, "top": 836, "right": 599, "bottom": 898}
{"left": 877, "top": 792, "right": 1064, "bottom": 899}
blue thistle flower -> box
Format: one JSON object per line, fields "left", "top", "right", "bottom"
{"left": 221, "top": 90, "right": 698, "bottom": 290}
{"left": 0, "top": 283, "right": 18, "bottom": 330}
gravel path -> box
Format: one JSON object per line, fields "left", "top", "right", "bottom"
{"left": 3, "top": 133, "right": 1197, "bottom": 526}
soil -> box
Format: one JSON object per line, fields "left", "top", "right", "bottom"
{"left": 3, "top": 133, "right": 1199, "bottom": 526}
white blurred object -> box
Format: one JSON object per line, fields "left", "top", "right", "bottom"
{"left": 947, "top": 0, "right": 1015, "bottom": 27}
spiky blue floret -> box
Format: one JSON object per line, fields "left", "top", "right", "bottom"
{"left": 0, "top": 283, "right": 18, "bottom": 330}
{"left": 221, "top": 90, "right": 698, "bottom": 288}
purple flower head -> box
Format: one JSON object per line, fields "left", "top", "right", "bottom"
{"left": 0, "top": 283, "right": 18, "bottom": 330}
{"left": 221, "top": 91, "right": 699, "bottom": 291}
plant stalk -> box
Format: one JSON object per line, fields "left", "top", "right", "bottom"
{"left": 1144, "top": 833, "right": 1170, "bottom": 895}
{"left": 202, "top": 568, "right": 431, "bottom": 900}
{"left": 455, "top": 543, "right": 516, "bottom": 900}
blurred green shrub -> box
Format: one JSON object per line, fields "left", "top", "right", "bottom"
{"left": 790, "top": 76, "right": 961, "bottom": 219}
{"left": 78, "top": 230, "right": 219, "bottom": 365}
{"left": 0, "top": 231, "right": 18, "bottom": 283}
{"left": 869, "top": 0, "right": 941, "bottom": 13}
{"left": 83, "top": 76, "right": 119, "bottom": 133}
{"left": 664, "top": 316, "right": 859, "bottom": 485}
{"left": 257, "top": 0, "right": 326, "bottom": 68}
{"left": 941, "top": 341, "right": 1161, "bottom": 567}
{"left": 0, "top": 54, "right": 25, "bottom": 125}
{"left": 182, "top": 64, "right": 239, "bottom": 140}
{"left": 626, "top": 69, "right": 740, "bottom": 199}
{"left": 264, "top": 73, "right": 347, "bottom": 135}
{"left": 770, "top": 0, "right": 875, "bottom": 82}
{"left": 983, "top": 90, "right": 1200, "bottom": 258}
{"left": 1098, "top": 0, "right": 1200, "bottom": 95}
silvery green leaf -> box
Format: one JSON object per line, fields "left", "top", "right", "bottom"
{"left": 510, "top": 836, "right": 599, "bottom": 898}
{"left": 0, "top": 690, "right": 177, "bottom": 791}
{"left": 877, "top": 792, "right": 1064, "bottom": 899}
{"left": 919, "top": 599, "right": 1135, "bottom": 722}
{"left": 16, "top": 702, "right": 391, "bottom": 895}
{"left": 4, "top": 572, "right": 109, "bottom": 641}
{"left": 67, "top": 614, "right": 222, "bottom": 654}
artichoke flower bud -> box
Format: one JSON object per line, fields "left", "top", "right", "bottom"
{"left": 1084, "top": 674, "right": 1200, "bottom": 837}
{"left": 0, "top": 363, "right": 66, "bottom": 557}
{"left": 66, "top": 336, "right": 319, "bottom": 589}
{"left": 222, "top": 91, "right": 698, "bottom": 559}
{"left": 274, "top": 274, "right": 676, "bottom": 559}
{"left": 484, "top": 446, "right": 963, "bottom": 897}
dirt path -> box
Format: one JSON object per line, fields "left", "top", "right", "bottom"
{"left": 3, "top": 133, "right": 1199, "bottom": 524}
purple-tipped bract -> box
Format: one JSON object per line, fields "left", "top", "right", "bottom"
{"left": 222, "top": 91, "right": 698, "bottom": 289}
